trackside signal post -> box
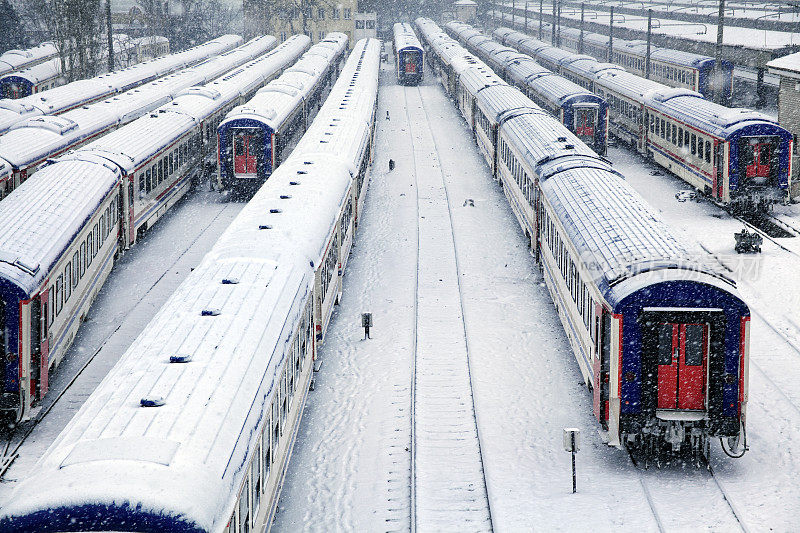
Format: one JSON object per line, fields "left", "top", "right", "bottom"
{"left": 362, "top": 312, "right": 372, "bottom": 339}
{"left": 563, "top": 428, "right": 580, "bottom": 493}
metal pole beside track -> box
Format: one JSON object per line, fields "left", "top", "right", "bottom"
{"left": 714, "top": 0, "right": 726, "bottom": 104}
{"left": 552, "top": 0, "right": 557, "bottom": 44}
{"left": 540, "top": 0, "right": 544, "bottom": 39}
{"left": 645, "top": 9, "right": 652, "bottom": 79}
{"left": 579, "top": 3, "right": 585, "bottom": 54}
{"left": 608, "top": 6, "right": 614, "bottom": 63}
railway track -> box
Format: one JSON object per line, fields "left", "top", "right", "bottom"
{"left": 404, "top": 84, "right": 494, "bottom": 531}
{"left": 0, "top": 189, "right": 238, "bottom": 482}
{"left": 629, "top": 449, "right": 749, "bottom": 533}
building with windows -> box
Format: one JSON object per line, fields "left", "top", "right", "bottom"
{"left": 243, "top": 0, "right": 376, "bottom": 45}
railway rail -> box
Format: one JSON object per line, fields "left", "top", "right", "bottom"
{"left": 404, "top": 82, "right": 494, "bottom": 532}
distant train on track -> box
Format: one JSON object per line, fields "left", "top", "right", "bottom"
{"left": 494, "top": 8, "right": 735, "bottom": 102}
{"left": 0, "top": 34, "right": 317, "bottom": 423}
{"left": 0, "top": 34, "right": 242, "bottom": 138}
{"left": 0, "top": 42, "right": 60, "bottom": 82}
{"left": 0, "top": 35, "right": 276, "bottom": 201}
{"left": 418, "top": 17, "right": 750, "bottom": 457}
{"left": 217, "top": 33, "right": 349, "bottom": 190}
{"left": 489, "top": 25, "right": 791, "bottom": 212}
{"left": 444, "top": 21, "right": 608, "bottom": 155}
{"left": 394, "top": 22, "right": 424, "bottom": 85}
{"left": 0, "top": 36, "right": 380, "bottom": 533}
{"left": 0, "top": 36, "right": 171, "bottom": 99}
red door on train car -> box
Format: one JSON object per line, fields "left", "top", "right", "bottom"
{"left": 574, "top": 107, "right": 596, "bottom": 140}
{"left": 743, "top": 142, "right": 772, "bottom": 182}
{"left": 233, "top": 133, "right": 258, "bottom": 176}
{"left": 657, "top": 323, "right": 707, "bottom": 410}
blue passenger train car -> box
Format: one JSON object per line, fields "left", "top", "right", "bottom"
{"left": 394, "top": 23, "right": 424, "bottom": 85}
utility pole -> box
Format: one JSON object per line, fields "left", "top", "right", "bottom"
{"left": 539, "top": 0, "right": 544, "bottom": 39}
{"left": 552, "top": 0, "right": 557, "bottom": 45}
{"left": 525, "top": 1, "right": 528, "bottom": 31}
{"left": 556, "top": 0, "right": 562, "bottom": 47}
{"left": 645, "top": 9, "right": 652, "bottom": 78}
{"left": 608, "top": 6, "right": 614, "bottom": 63}
{"left": 714, "top": 0, "right": 725, "bottom": 104}
{"left": 106, "top": 0, "right": 114, "bottom": 72}
{"left": 579, "top": 3, "right": 585, "bottom": 54}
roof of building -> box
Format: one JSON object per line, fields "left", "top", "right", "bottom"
{"left": 767, "top": 51, "right": 800, "bottom": 78}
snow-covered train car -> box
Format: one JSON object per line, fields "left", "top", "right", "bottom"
{"left": 419, "top": 17, "right": 751, "bottom": 456}
{"left": 0, "top": 35, "right": 309, "bottom": 423}
{"left": 448, "top": 22, "right": 609, "bottom": 155}
{"left": 0, "top": 42, "right": 59, "bottom": 80}
{"left": 498, "top": 109, "right": 749, "bottom": 453}
{"left": 0, "top": 36, "right": 172, "bottom": 99}
{"left": 394, "top": 22, "right": 424, "bottom": 85}
{"left": 0, "top": 34, "right": 245, "bottom": 137}
{"left": 217, "top": 33, "right": 348, "bottom": 191}
{"left": 0, "top": 35, "right": 277, "bottom": 200}
{"left": 0, "top": 155, "right": 122, "bottom": 422}
{"left": 644, "top": 83, "right": 792, "bottom": 209}
{"left": 0, "top": 37, "right": 381, "bottom": 533}
{"left": 0, "top": 58, "right": 61, "bottom": 98}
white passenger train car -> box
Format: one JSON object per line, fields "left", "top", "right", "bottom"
{"left": 0, "top": 35, "right": 310, "bottom": 423}
{"left": 0, "top": 35, "right": 277, "bottom": 200}
{"left": 217, "top": 33, "right": 348, "bottom": 190}
{"left": 0, "top": 42, "right": 59, "bottom": 80}
{"left": 0, "top": 37, "right": 381, "bottom": 533}
{"left": 0, "top": 34, "right": 244, "bottom": 138}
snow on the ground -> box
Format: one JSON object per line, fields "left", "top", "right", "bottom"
{"left": 275, "top": 58, "right": 760, "bottom": 531}
{"left": 499, "top": 6, "right": 800, "bottom": 49}
{"left": 0, "top": 187, "right": 244, "bottom": 497}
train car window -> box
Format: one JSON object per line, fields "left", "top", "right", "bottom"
{"left": 678, "top": 128, "right": 683, "bottom": 147}
{"left": 48, "top": 288, "right": 54, "bottom": 326}
{"left": 658, "top": 324, "right": 673, "bottom": 365}
{"left": 672, "top": 124, "right": 677, "bottom": 145}
{"left": 263, "top": 421, "right": 271, "bottom": 478}
{"left": 145, "top": 168, "right": 151, "bottom": 193}
{"left": 79, "top": 242, "right": 86, "bottom": 278}
{"left": 138, "top": 173, "right": 144, "bottom": 195}
{"left": 55, "top": 276, "right": 62, "bottom": 316}
{"left": 684, "top": 129, "right": 690, "bottom": 147}
{"left": 254, "top": 443, "right": 262, "bottom": 512}
{"left": 72, "top": 252, "right": 79, "bottom": 288}
{"left": 94, "top": 223, "right": 99, "bottom": 254}
{"left": 705, "top": 141, "right": 711, "bottom": 163}
{"left": 698, "top": 138, "right": 704, "bottom": 160}
{"left": 685, "top": 324, "right": 705, "bottom": 366}
{"left": 660, "top": 119, "right": 665, "bottom": 139}
{"left": 86, "top": 234, "right": 93, "bottom": 267}
{"left": 691, "top": 134, "right": 697, "bottom": 155}
{"left": 238, "top": 476, "right": 250, "bottom": 533}
{"left": 64, "top": 264, "right": 72, "bottom": 301}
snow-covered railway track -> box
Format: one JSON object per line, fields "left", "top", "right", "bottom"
{"left": 403, "top": 85, "right": 494, "bottom": 532}
{"left": 631, "top": 450, "right": 750, "bottom": 533}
